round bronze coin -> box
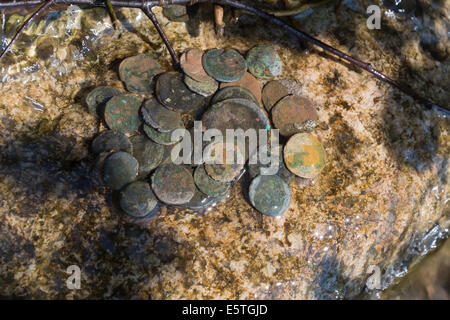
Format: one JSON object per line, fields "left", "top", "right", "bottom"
{"left": 202, "top": 48, "right": 247, "bottom": 82}
{"left": 220, "top": 72, "right": 262, "bottom": 105}
{"left": 119, "top": 181, "right": 158, "bottom": 218}
{"left": 103, "top": 152, "right": 139, "bottom": 190}
{"left": 156, "top": 72, "right": 206, "bottom": 113}
{"left": 271, "top": 95, "right": 318, "bottom": 137}
{"left": 261, "top": 80, "right": 289, "bottom": 112}
{"left": 246, "top": 44, "right": 282, "bottom": 80}
{"left": 86, "top": 86, "right": 121, "bottom": 117}
{"left": 151, "top": 164, "right": 196, "bottom": 205}
{"left": 204, "top": 141, "right": 245, "bottom": 182}
{"left": 248, "top": 145, "right": 294, "bottom": 183}
{"left": 284, "top": 133, "right": 326, "bottom": 179}
{"left": 91, "top": 130, "right": 133, "bottom": 155}
{"left": 119, "top": 54, "right": 163, "bottom": 93}
{"left": 184, "top": 74, "right": 218, "bottom": 97}
{"left": 143, "top": 124, "right": 184, "bottom": 146}
{"left": 211, "top": 86, "right": 259, "bottom": 105}
{"left": 249, "top": 174, "right": 291, "bottom": 216}
{"left": 194, "top": 165, "right": 230, "bottom": 197}
{"left": 130, "top": 134, "right": 165, "bottom": 177}
{"left": 180, "top": 48, "right": 212, "bottom": 83}
{"left": 104, "top": 94, "right": 142, "bottom": 135}
{"left": 141, "top": 97, "right": 183, "bottom": 132}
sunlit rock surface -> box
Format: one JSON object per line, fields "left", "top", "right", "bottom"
{"left": 0, "top": 0, "right": 448, "bottom": 299}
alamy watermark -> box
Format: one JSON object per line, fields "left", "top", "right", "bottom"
{"left": 66, "top": 265, "right": 81, "bottom": 290}
{"left": 367, "top": 5, "right": 381, "bottom": 30}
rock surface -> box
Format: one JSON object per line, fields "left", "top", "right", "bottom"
{"left": 0, "top": 0, "right": 448, "bottom": 299}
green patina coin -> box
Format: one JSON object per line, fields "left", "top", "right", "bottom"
{"left": 104, "top": 94, "right": 142, "bottom": 134}
{"left": 204, "top": 141, "right": 245, "bottom": 182}
{"left": 219, "top": 72, "right": 262, "bottom": 105}
{"left": 211, "top": 86, "right": 259, "bottom": 105}
{"left": 143, "top": 124, "right": 184, "bottom": 146}
{"left": 141, "top": 97, "right": 183, "bottom": 132}
{"left": 194, "top": 164, "right": 230, "bottom": 197}
{"left": 246, "top": 44, "right": 282, "bottom": 80}
{"left": 262, "top": 80, "right": 289, "bottom": 112}
{"left": 119, "top": 54, "right": 163, "bottom": 93}
{"left": 249, "top": 174, "right": 291, "bottom": 216}
{"left": 91, "top": 130, "right": 132, "bottom": 155}
{"left": 272, "top": 95, "right": 318, "bottom": 136}
{"left": 119, "top": 181, "right": 158, "bottom": 218}
{"left": 156, "top": 72, "right": 206, "bottom": 113}
{"left": 184, "top": 74, "right": 218, "bottom": 97}
{"left": 284, "top": 133, "right": 326, "bottom": 178}
{"left": 180, "top": 48, "right": 212, "bottom": 83}
{"left": 103, "top": 151, "right": 139, "bottom": 190}
{"left": 202, "top": 48, "right": 247, "bottom": 82}
{"left": 130, "top": 134, "right": 165, "bottom": 177}
{"left": 151, "top": 164, "right": 196, "bottom": 205}
{"left": 248, "top": 145, "right": 294, "bottom": 183}
{"left": 86, "top": 86, "right": 121, "bottom": 117}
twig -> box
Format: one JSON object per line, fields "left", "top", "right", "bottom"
{"left": 104, "top": 0, "right": 119, "bottom": 29}
{"left": 0, "top": 0, "right": 54, "bottom": 61}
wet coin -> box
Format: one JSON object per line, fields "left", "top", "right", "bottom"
{"left": 119, "top": 54, "right": 163, "bottom": 93}
{"left": 104, "top": 94, "right": 142, "bottom": 134}
{"left": 151, "top": 164, "right": 196, "bottom": 205}
{"left": 220, "top": 72, "right": 262, "bottom": 105}
{"left": 202, "top": 48, "right": 247, "bottom": 82}
{"left": 119, "top": 181, "right": 158, "bottom": 218}
{"left": 91, "top": 130, "right": 132, "bottom": 155}
{"left": 284, "top": 133, "right": 326, "bottom": 179}
{"left": 204, "top": 141, "right": 245, "bottom": 182}
{"left": 103, "top": 152, "right": 139, "bottom": 190}
{"left": 143, "top": 124, "right": 184, "bottom": 146}
{"left": 130, "top": 134, "right": 165, "bottom": 177}
{"left": 156, "top": 72, "right": 206, "bottom": 113}
{"left": 180, "top": 48, "right": 212, "bottom": 83}
{"left": 141, "top": 97, "right": 183, "bottom": 132}
{"left": 248, "top": 145, "right": 294, "bottom": 183}
{"left": 91, "top": 151, "right": 111, "bottom": 185}
{"left": 246, "top": 44, "right": 282, "bottom": 80}
{"left": 180, "top": 187, "right": 226, "bottom": 211}
{"left": 211, "top": 86, "right": 259, "bottom": 105}
{"left": 194, "top": 165, "right": 230, "bottom": 196}
{"left": 262, "top": 80, "right": 289, "bottom": 112}
{"left": 86, "top": 86, "right": 121, "bottom": 117}
{"left": 184, "top": 74, "right": 218, "bottom": 97}
{"left": 249, "top": 174, "right": 291, "bottom": 216}
{"left": 271, "top": 95, "right": 318, "bottom": 137}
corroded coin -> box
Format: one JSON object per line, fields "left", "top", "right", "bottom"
{"left": 119, "top": 54, "right": 163, "bottom": 93}
{"left": 211, "top": 86, "right": 259, "bottom": 105}
{"left": 220, "top": 72, "right": 262, "bottom": 105}
{"left": 151, "top": 164, "right": 196, "bottom": 205}
{"left": 204, "top": 141, "right": 245, "bottom": 182}
{"left": 248, "top": 145, "right": 294, "bottom": 183}
{"left": 246, "top": 44, "right": 282, "bottom": 80}
{"left": 181, "top": 187, "right": 225, "bottom": 211}
{"left": 86, "top": 86, "right": 121, "bottom": 117}
{"left": 271, "top": 95, "right": 318, "bottom": 137}
{"left": 143, "top": 124, "right": 184, "bottom": 146}
{"left": 249, "top": 174, "right": 291, "bottom": 216}
{"left": 91, "top": 151, "right": 111, "bottom": 186}
{"left": 103, "top": 152, "right": 139, "bottom": 190}
{"left": 156, "top": 72, "right": 206, "bottom": 112}
{"left": 284, "top": 133, "right": 326, "bottom": 179}
{"left": 91, "top": 130, "right": 132, "bottom": 155}
{"left": 262, "top": 80, "right": 289, "bottom": 112}
{"left": 130, "top": 134, "right": 165, "bottom": 177}
{"left": 184, "top": 74, "right": 218, "bottom": 97}
{"left": 141, "top": 97, "right": 183, "bottom": 132}
{"left": 104, "top": 94, "right": 142, "bottom": 134}
{"left": 180, "top": 48, "right": 211, "bottom": 83}
{"left": 202, "top": 48, "right": 247, "bottom": 82}
{"left": 194, "top": 164, "right": 230, "bottom": 197}
{"left": 119, "top": 181, "right": 158, "bottom": 217}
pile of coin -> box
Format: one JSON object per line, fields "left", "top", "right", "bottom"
{"left": 87, "top": 45, "right": 326, "bottom": 220}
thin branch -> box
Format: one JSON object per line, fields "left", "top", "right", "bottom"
{"left": 0, "top": 0, "right": 54, "bottom": 61}
{"left": 141, "top": 4, "right": 179, "bottom": 67}
{"left": 104, "top": 0, "right": 119, "bottom": 29}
